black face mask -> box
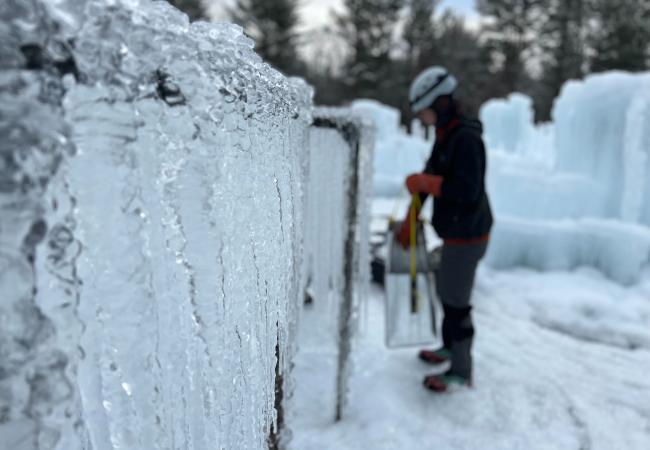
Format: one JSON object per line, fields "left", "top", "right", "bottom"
{"left": 432, "top": 95, "right": 457, "bottom": 128}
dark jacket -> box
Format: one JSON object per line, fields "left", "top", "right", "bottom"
{"left": 422, "top": 117, "right": 493, "bottom": 240}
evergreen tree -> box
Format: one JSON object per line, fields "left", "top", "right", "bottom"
{"left": 403, "top": 0, "right": 439, "bottom": 72}
{"left": 589, "top": 0, "right": 650, "bottom": 73}
{"left": 229, "top": 0, "right": 302, "bottom": 75}
{"left": 433, "top": 11, "right": 495, "bottom": 117}
{"left": 477, "top": 0, "right": 544, "bottom": 95}
{"left": 399, "top": 0, "right": 438, "bottom": 125}
{"left": 166, "top": 0, "right": 207, "bottom": 21}
{"left": 336, "top": 0, "right": 406, "bottom": 100}
{"left": 537, "top": 0, "right": 586, "bottom": 120}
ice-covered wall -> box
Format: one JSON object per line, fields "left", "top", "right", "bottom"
{"left": 554, "top": 72, "right": 650, "bottom": 224}
{"left": 0, "top": 0, "right": 376, "bottom": 449}
{"left": 1, "top": 0, "right": 85, "bottom": 447}
{"left": 480, "top": 73, "right": 650, "bottom": 284}
{"left": 300, "top": 109, "right": 374, "bottom": 421}
{"left": 480, "top": 93, "right": 539, "bottom": 157}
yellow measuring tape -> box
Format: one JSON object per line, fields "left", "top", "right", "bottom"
{"left": 388, "top": 191, "right": 425, "bottom": 314}
{"left": 409, "top": 193, "right": 422, "bottom": 314}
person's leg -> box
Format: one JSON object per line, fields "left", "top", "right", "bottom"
{"left": 434, "top": 267, "right": 453, "bottom": 352}
{"left": 435, "top": 242, "right": 487, "bottom": 381}
{"left": 417, "top": 263, "right": 451, "bottom": 365}
{"left": 442, "top": 304, "right": 474, "bottom": 379}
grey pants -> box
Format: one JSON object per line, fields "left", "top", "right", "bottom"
{"left": 434, "top": 241, "right": 488, "bottom": 380}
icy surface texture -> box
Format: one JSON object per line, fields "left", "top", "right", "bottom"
{"left": 1, "top": 0, "right": 324, "bottom": 449}
{"left": 480, "top": 93, "right": 543, "bottom": 157}
{"left": 0, "top": 0, "right": 86, "bottom": 448}
{"left": 303, "top": 128, "right": 346, "bottom": 328}
{"left": 479, "top": 74, "right": 650, "bottom": 284}
{"left": 485, "top": 217, "right": 650, "bottom": 285}
{"left": 554, "top": 72, "right": 650, "bottom": 224}
{"left": 298, "top": 107, "right": 374, "bottom": 420}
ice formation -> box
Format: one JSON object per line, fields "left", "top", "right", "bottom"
{"left": 0, "top": 1, "right": 374, "bottom": 449}
{"left": 301, "top": 108, "right": 374, "bottom": 421}
{"left": 553, "top": 72, "right": 650, "bottom": 225}
{"left": 479, "top": 73, "right": 650, "bottom": 284}
{"left": 480, "top": 93, "right": 535, "bottom": 154}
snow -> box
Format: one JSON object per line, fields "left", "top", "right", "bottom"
{"left": 290, "top": 268, "right": 650, "bottom": 450}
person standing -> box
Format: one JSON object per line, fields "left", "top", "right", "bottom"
{"left": 396, "top": 66, "right": 493, "bottom": 392}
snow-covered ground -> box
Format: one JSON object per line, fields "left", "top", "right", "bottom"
{"left": 289, "top": 266, "right": 650, "bottom": 450}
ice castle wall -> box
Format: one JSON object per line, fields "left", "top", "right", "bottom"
{"left": 480, "top": 73, "right": 650, "bottom": 284}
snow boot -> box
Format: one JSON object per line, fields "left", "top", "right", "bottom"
{"left": 423, "top": 372, "right": 471, "bottom": 393}
{"left": 418, "top": 348, "right": 451, "bottom": 365}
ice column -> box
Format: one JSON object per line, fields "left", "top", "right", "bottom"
{"left": 2, "top": 0, "right": 315, "bottom": 449}
{"left": 554, "top": 72, "right": 650, "bottom": 223}
{"left": 0, "top": 0, "right": 88, "bottom": 448}
{"left": 300, "top": 109, "right": 374, "bottom": 421}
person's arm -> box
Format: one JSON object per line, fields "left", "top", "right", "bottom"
{"left": 404, "top": 147, "right": 444, "bottom": 199}
{"left": 396, "top": 151, "right": 436, "bottom": 248}
{"left": 418, "top": 152, "right": 436, "bottom": 203}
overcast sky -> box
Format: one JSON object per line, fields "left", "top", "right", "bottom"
{"left": 207, "top": 0, "right": 480, "bottom": 66}
{"left": 210, "top": 0, "right": 479, "bottom": 29}
{"left": 299, "top": 0, "right": 478, "bottom": 29}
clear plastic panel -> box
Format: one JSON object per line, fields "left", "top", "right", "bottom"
{"left": 385, "top": 273, "right": 438, "bottom": 348}
{"left": 384, "top": 230, "right": 440, "bottom": 348}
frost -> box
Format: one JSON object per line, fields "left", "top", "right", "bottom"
{"left": 0, "top": 0, "right": 374, "bottom": 449}
{"left": 297, "top": 108, "right": 374, "bottom": 422}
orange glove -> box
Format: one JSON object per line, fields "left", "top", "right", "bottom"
{"left": 395, "top": 203, "right": 419, "bottom": 249}
{"left": 396, "top": 219, "right": 410, "bottom": 249}
{"left": 405, "top": 173, "right": 443, "bottom": 197}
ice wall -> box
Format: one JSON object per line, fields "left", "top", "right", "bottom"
{"left": 1, "top": 0, "right": 85, "bottom": 448}
{"left": 480, "top": 93, "right": 538, "bottom": 156}
{"left": 0, "top": 0, "right": 374, "bottom": 449}
{"left": 480, "top": 73, "right": 650, "bottom": 284}
{"left": 300, "top": 109, "right": 374, "bottom": 421}
{"left": 554, "top": 72, "right": 650, "bottom": 224}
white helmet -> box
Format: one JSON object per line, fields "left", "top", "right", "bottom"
{"left": 409, "top": 66, "right": 458, "bottom": 113}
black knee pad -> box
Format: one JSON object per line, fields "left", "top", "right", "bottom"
{"left": 442, "top": 304, "right": 474, "bottom": 340}
{"left": 442, "top": 304, "right": 471, "bottom": 319}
